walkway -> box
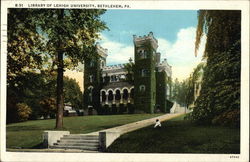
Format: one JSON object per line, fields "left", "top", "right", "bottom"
{"left": 86, "top": 112, "right": 185, "bottom": 136}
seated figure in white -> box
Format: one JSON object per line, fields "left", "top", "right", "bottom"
{"left": 154, "top": 119, "right": 161, "bottom": 128}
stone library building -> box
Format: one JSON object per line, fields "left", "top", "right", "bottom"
{"left": 84, "top": 32, "right": 172, "bottom": 114}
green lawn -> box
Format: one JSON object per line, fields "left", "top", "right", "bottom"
{"left": 106, "top": 114, "right": 240, "bottom": 154}
{"left": 6, "top": 114, "right": 162, "bottom": 149}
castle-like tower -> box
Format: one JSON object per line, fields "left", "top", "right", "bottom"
{"left": 133, "top": 32, "right": 158, "bottom": 113}
{"left": 83, "top": 43, "right": 108, "bottom": 113}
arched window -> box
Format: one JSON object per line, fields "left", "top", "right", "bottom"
{"left": 138, "top": 49, "right": 148, "bottom": 59}
{"left": 100, "top": 60, "right": 105, "bottom": 68}
{"left": 108, "top": 90, "right": 113, "bottom": 101}
{"left": 141, "top": 69, "right": 148, "bottom": 77}
{"left": 123, "top": 89, "right": 129, "bottom": 100}
{"left": 101, "top": 91, "right": 106, "bottom": 102}
{"left": 115, "top": 90, "right": 121, "bottom": 100}
{"left": 88, "top": 86, "right": 93, "bottom": 102}
{"left": 139, "top": 85, "right": 146, "bottom": 92}
{"left": 143, "top": 50, "right": 147, "bottom": 58}
{"left": 90, "top": 75, "right": 93, "bottom": 82}
{"left": 90, "top": 61, "right": 94, "bottom": 67}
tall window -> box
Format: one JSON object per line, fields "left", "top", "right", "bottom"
{"left": 139, "top": 85, "right": 146, "bottom": 92}
{"left": 138, "top": 49, "right": 147, "bottom": 59}
{"left": 90, "top": 75, "right": 93, "bottom": 83}
{"left": 141, "top": 69, "right": 148, "bottom": 77}
{"left": 88, "top": 87, "right": 93, "bottom": 102}
{"left": 90, "top": 61, "right": 94, "bottom": 67}
{"left": 101, "top": 91, "right": 106, "bottom": 102}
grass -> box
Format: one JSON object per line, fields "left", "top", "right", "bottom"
{"left": 106, "top": 114, "right": 240, "bottom": 154}
{"left": 6, "top": 114, "right": 162, "bottom": 149}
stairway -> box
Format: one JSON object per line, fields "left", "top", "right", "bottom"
{"left": 51, "top": 134, "right": 99, "bottom": 151}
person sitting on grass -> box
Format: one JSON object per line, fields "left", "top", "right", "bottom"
{"left": 154, "top": 119, "right": 161, "bottom": 129}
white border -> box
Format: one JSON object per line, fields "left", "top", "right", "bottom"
{"left": 1, "top": 1, "right": 249, "bottom": 162}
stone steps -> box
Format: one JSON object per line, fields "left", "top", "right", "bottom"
{"left": 52, "top": 134, "right": 99, "bottom": 151}
{"left": 55, "top": 143, "right": 99, "bottom": 147}
{"left": 57, "top": 139, "right": 98, "bottom": 143}
{"left": 60, "top": 137, "right": 99, "bottom": 140}
{"left": 50, "top": 145, "right": 98, "bottom": 151}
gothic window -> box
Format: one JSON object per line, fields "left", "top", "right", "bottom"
{"left": 138, "top": 49, "right": 143, "bottom": 55}
{"left": 108, "top": 90, "right": 113, "bottom": 101}
{"left": 88, "top": 86, "right": 93, "bottom": 102}
{"left": 110, "top": 75, "right": 119, "bottom": 82}
{"left": 143, "top": 50, "right": 147, "bottom": 58}
{"left": 101, "top": 91, "right": 106, "bottom": 102}
{"left": 139, "top": 85, "right": 146, "bottom": 92}
{"left": 100, "top": 61, "right": 103, "bottom": 68}
{"left": 90, "top": 75, "right": 93, "bottom": 83}
{"left": 115, "top": 90, "right": 121, "bottom": 100}
{"left": 138, "top": 49, "right": 147, "bottom": 59}
{"left": 141, "top": 69, "right": 148, "bottom": 77}
{"left": 123, "top": 89, "right": 129, "bottom": 100}
{"left": 90, "top": 61, "right": 94, "bottom": 67}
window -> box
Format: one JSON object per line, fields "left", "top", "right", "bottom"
{"left": 110, "top": 75, "right": 119, "bottom": 82}
{"left": 137, "top": 49, "right": 147, "bottom": 59}
{"left": 88, "top": 86, "right": 93, "bottom": 102}
{"left": 139, "top": 85, "right": 146, "bottom": 92}
{"left": 143, "top": 50, "right": 147, "bottom": 58}
{"left": 90, "top": 61, "right": 94, "bottom": 67}
{"left": 89, "top": 75, "right": 93, "bottom": 83}
{"left": 141, "top": 69, "right": 149, "bottom": 77}
{"left": 100, "top": 60, "right": 105, "bottom": 68}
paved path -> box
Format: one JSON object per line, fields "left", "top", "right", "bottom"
{"left": 170, "top": 102, "right": 192, "bottom": 114}
{"left": 85, "top": 112, "right": 185, "bottom": 136}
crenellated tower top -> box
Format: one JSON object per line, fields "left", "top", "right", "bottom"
{"left": 133, "top": 32, "right": 158, "bottom": 50}
{"left": 96, "top": 42, "right": 108, "bottom": 58}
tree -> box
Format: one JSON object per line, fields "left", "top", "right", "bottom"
{"left": 39, "top": 9, "right": 107, "bottom": 129}
{"left": 171, "top": 78, "right": 189, "bottom": 106}
{"left": 39, "top": 97, "right": 57, "bottom": 119}
{"left": 7, "top": 9, "right": 47, "bottom": 122}
{"left": 191, "top": 10, "right": 241, "bottom": 126}
{"left": 64, "top": 76, "right": 83, "bottom": 110}
{"left": 8, "top": 9, "right": 107, "bottom": 128}
{"left": 16, "top": 103, "right": 32, "bottom": 122}
{"left": 7, "top": 9, "right": 45, "bottom": 86}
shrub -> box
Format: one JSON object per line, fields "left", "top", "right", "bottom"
{"left": 39, "top": 98, "right": 56, "bottom": 119}
{"left": 118, "top": 104, "right": 125, "bottom": 114}
{"left": 212, "top": 109, "right": 240, "bottom": 127}
{"left": 128, "top": 103, "right": 135, "bottom": 114}
{"left": 16, "top": 103, "right": 32, "bottom": 122}
{"left": 111, "top": 104, "right": 117, "bottom": 114}
{"left": 103, "top": 104, "right": 109, "bottom": 115}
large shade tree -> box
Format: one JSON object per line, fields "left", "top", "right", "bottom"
{"left": 191, "top": 10, "right": 241, "bottom": 126}
{"left": 7, "top": 9, "right": 107, "bottom": 128}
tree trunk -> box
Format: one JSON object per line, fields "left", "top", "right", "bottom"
{"left": 55, "top": 50, "right": 64, "bottom": 129}
{"left": 55, "top": 9, "right": 64, "bottom": 129}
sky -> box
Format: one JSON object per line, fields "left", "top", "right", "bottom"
{"left": 97, "top": 10, "right": 206, "bottom": 81}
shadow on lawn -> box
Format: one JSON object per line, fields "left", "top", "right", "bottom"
{"left": 32, "top": 142, "right": 44, "bottom": 149}
{"left": 106, "top": 119, "right": 240, "bottom": 154}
